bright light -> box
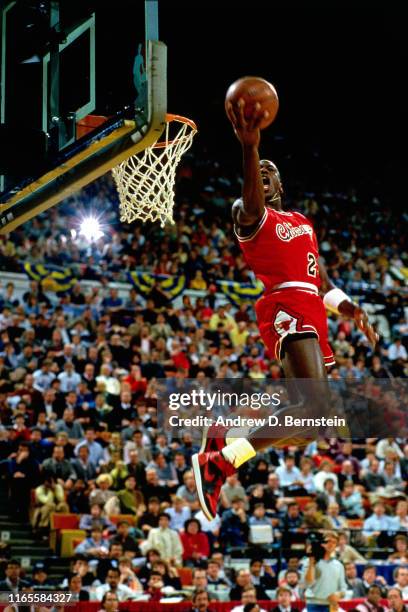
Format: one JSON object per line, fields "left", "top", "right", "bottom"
{"left": 79, "top": 216, "right": 104, "bottom": 242}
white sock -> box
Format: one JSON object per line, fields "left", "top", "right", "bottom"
{"left": 222, "top": 438, "right": 256, "bottom": 469}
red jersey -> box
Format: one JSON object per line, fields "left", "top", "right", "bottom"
{"left": 236, "top": 205, "right": 320, "bottom": 293}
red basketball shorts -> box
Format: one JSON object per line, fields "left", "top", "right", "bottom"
{"left": 255, "top": 287, "right": 335, "bottom": 367}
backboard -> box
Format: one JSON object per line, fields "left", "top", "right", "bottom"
{"left": 0, "top": 0, "right": 167, "bottom": 232}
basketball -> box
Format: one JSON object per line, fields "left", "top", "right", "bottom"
{"left": 225, "top": 76, "right": 279, "bottom": 130}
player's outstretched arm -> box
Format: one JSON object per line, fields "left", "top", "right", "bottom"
{"left": 227, "top": 99, "right": 269, "bottom": 227}
{"left": 319, "top": 259, "right": 379, "bottom": 348}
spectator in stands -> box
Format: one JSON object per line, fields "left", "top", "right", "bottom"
{"left": 144, "top": 570, "right": 165, "bottom": 601}
{"left": 393, "top": 568, "right": 408, "bottom": 600}
{"left": 166, "top": 495, "right": 191, "bottom": 530}
{"left": 207, "top": 558, "right": 229, "bottom": 588}
{"left": 337, "top": 532, "right": 365, "bottom": 563}
{"left": 42, "top": 445, "right": 75, "bottom": 486}
{"left": 249, "top": 559, "right": 277, "bottom": 593}
{"left": 192, "top": 589, "right": 213, "bottom": 612}
{"left": 314, "top": 461, "right": 339, "bottom": 492}
{"left": 283, "top": 570, "right": 302, "bottom": 601}
{"left": 176, "top": 469, "right": 200, "bottom": 511}
{"left": 137, "top": 548, "right": 162, "bottom": 587}
{"left": 151, "top": 559, "right": 182, "bottom": 590}
{"left": 31, "top": 563, "right": 54, "bottom": 589}
{"left": 70, "top": 444, "right": 98, "bottom": 482}
{"left": 363, "top": 501, "right": 395, "bottom": 545}
{"left": 356, "top": 584, "right": 388, "bottom": 612}
{"left": 298, "top": 456, "right": 317, "bottom": 494}
{"left": 360, "top": 565, "right": 388, "bottom": 597}
{"left": 74, "top": 525, "right": 110, "bottom": 557}
{"left": 341, "top": 480, "right": 365, "bottom": 518}
{"left": 362, "top": 459, "right": 387, "bottom": 492}
{"left": 110, "top": 520, "right": 141, "bottom": 556}
{"left": 326, "top": 502, "right": 348, "bottom": 529}
{"left": 75, "top": 425, "right": 105, "bottom": 466}
{"left": 180, "top": 517, "right": 210, "bottom": 566}
{"left": 344, "top": 561, "right": 366, "bottom": 597}
{"left": 55, "top": 408, "right": 84, "bottom": 443}
{"left": 117, "top": 556, "right": 143, "bottom": 592}
{"left": 390, "top": 500, "right": 408, "bottom": 532}
{"left": 278, "top": 558, "right": 301, "bottom": 584}
{"left": 115, "top": 474, "right": 145, "bottom": 516}
{"left": 275, "top": 453, "right": 303, "bottom": 494}
{"left": 67, "top": 573, "right": 90, "bottom": 601}
{"left": 89, "top": 474, "right": 115, "bottom": 508}
{"left": 97, "top": 591, "right": 120, "bottom": 612}
{"left": 387, "top": 338, "right": 408, "bottom": 362}
{"left": 94, "top": 567, "right": 136, "bottom": 602}
{"left": 0, "top": 559, "right": 31, "bottom": 592}
{"left": 220, "top": 497, "right": 249, "bottom": 549}
{"left": 96, "top": 542, "right": 126, "bottom": 583}
{"left": 337, "top": 459, "right": 360, "bottom": 490}
{"left": 230, "top": 569, "right": 269, "bottom": 601}
{"left": 31, "top": 474, "right": 69, "bottom": 533}
{"left": 387, "top": 587, "right": 408, "bottom": 612}
{"left": 5, "top": 441, "right": 39, "bottom": 522}
{"left": 138, "top": 496, "right": 161, "bottom": 536}
{"left": 220, "top": 473, "right": 248, "bottom": 509}
{"left": 142, "top": 468, "right": 170, "bottom": 504}
{"left": 389, "top": 535, "right": 408, "bottom": 564}
{"left": 230, "top": 585, "right": 267, "bottom": 612}
{"left": 316, "top": 479, "right": 343, "bottom": 513}
{"left": 78, "top": 502, "right": 112, "bottom": 531}
{"left": 302, "top": 501, "right": 332, "bottom": 530}
{"left": 143, "top": 512, "right": 183, "bottom": 566}
{"left": 67, "top": 555, "right": 95, "bottom": 587}
{"left": 124, "top": 449, "right": 146, "bottom": 486}
{"left": 270, "top": 585, "right": 298, "bottom": 612}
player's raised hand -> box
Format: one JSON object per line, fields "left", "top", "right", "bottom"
{"left": 353, "top": 306, "right": 379, "bottom": 348}
{"left": 226, "top": 99, "right": 268, "bottom": 147}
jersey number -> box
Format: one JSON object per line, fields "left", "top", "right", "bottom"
{"left": 307, "top": 252, "right": 317, "bottom": 277}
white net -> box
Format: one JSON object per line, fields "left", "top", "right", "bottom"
{"left": 112, "top": 114, "right": 197, "bottom": 228}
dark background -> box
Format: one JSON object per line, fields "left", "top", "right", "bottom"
{"left": 159, "top": 0, "right": 405, "bottom": 201}
{"left": 2, "top": 0, "right": 405, "bottom": 202}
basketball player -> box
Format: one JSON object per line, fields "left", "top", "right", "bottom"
{"left": 192, "top": 99, "right": 378, "bottom": 521}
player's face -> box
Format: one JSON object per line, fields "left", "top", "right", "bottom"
{"left": 259, "top": 159, "right": 282, "bottom": 205}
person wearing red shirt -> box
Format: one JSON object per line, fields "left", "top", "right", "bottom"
{"left": 122, "top": 365, "right": 147, "bottom": 396}
{"left": 180, "top": 518, "right": 210, "bottom": 566}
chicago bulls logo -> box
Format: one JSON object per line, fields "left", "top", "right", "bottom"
{"left": 274, "top": 310, "right": 298, "bottom": 337}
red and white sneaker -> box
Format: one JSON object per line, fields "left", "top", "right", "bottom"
{"left": 199, "top": 423, "right": 229, "bottom": 454}
{"left": 192, "top": 450, "right": 236, "bottom": 521}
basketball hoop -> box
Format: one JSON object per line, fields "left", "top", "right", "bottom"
{"left": 112, "top": 113, "right": 197, "bottom": 228}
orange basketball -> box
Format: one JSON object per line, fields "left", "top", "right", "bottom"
{"left": 225, "top": 76, "right": 279, "bottom": 130}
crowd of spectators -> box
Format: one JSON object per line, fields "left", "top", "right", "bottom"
{"left": 0, "top": 147, "right": 407, "bottom": 608}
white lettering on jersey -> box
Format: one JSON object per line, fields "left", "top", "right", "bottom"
{"left": 276, "top": 222, "right": 313, "bottom": 242}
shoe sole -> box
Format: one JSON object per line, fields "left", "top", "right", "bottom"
{"left": 192, "top": 452, "right": 214, "bottom": 522}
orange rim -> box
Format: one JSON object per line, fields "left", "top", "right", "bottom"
{"left": 151, "top": 113, "right": 197, "bottom": 149}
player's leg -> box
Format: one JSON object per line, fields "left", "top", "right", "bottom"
{"left": 226, "top": 336, "right": 327, "bottom": 454}
{"left": 192, "top": 337, "right": 336, "bottom": 520}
